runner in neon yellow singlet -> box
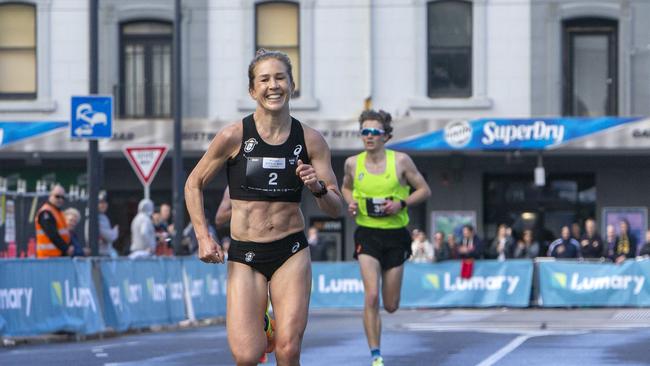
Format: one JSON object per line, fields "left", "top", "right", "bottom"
{"left": 342, "top": 109, "right": 431, "bottom": 366}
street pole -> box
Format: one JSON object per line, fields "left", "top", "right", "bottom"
{"left": 87, "top": 0, "right": 100, "bottom": 256}
{"left": 172, "top": 0, "right": 184, "bottom": 254}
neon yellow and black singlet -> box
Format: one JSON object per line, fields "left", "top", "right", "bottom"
{"left": 352, "top": 149, "right": 410, "bottom": 229}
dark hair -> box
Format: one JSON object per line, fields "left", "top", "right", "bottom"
{"left": 358, "top": 109, "right": 393, "bottom": 139}
{"left": 248, "top": 48, "right": 294, "bottom": 91}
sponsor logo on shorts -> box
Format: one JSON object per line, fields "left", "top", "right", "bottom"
{"left": 291, "top": 242, "right": 300, "bottom": 253}
{"left": 244, "top": 251, "right": 255, "bottom": 262}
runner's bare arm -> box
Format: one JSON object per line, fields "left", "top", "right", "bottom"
{"left": 397, "top": 152, "right": 431, "bottom": 207}
{"left": 185, "top": 123, "right": 241, "bottom": 262}
{"left": 341, "top": 156, "right": 358, "bottom": 216}
{"left": 298, "top": 126, "right": 342, "bottom": 218}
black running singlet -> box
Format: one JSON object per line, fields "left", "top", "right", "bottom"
{"left": 227, "top": 114, "right": 310, "bottom": 202}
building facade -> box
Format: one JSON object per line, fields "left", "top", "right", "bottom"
{"left": 1, "top": 0, "right": 650, "bottom": 258}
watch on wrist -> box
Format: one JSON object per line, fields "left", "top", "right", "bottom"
{"left": 312, "top": 180, "right": 328, "bottom": 198}
{"left": 400, "top": 200, "right": 407, "bottom": 209}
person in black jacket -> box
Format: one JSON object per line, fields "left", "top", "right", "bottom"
{"left": 580, "top": 218, "right": 604, "bottom": 259}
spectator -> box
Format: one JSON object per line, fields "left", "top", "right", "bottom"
{"left": 64, "top": 207, "right": 90, "bottom": 257}
{"left": 570, "top": 221, "right": 582, "bottom": 241}
{"left": 35, "top": 184, "right": 72, "bottom": 258}
{"left": 410, "top": 229, "right": 434, "bottom": 263}
{"left": 547, "top": 225, "right": 581, "bottom": 259}
{"left": 613, "top": 219, "right": 637, "bottom": 264}
{"left": 458, "top": 224, "right": 483, "bottom": 259}
{"left": 446, "top": 232, "right": 459, "bottom": 260}
{"left": 487, "top": 224, "right": 514, "bottom": 260}
{"left": 512, "top": 229, "right": 540, "bottom": 259}
{"left": 152, "top": 210, "right": 172, "bottom": 255}
{"left": 579, "top": 218, "right": 604, "bottom": 259}
{"left": 129, "top": 198, "right": 156, "bottom": 259}
{"left": 307, "top": 226, "right": 326, "bottom": 261}
{"left": 639, "top": 229, "right": 650, "bottom": 257}
{"left": 604, "top": 224, "right": 618, "bottom": 261}
{"left": 97, "top": 191, "right": 119, "bottom": 257}
{"left": 159, "top": 202, "right": 175, "bottom": 236}
{"left": 432, "top": 231, "right": 451, "bottom": 262}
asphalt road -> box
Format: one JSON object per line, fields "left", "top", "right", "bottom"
{"left": 1, "top": 308, "right": 650, "bottom": 365}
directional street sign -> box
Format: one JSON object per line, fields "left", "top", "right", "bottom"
{"left": 123, "top": 145, "right": 169, "bottom": 191}
{"left": 70, "top": 95, "right": 113, "bottom": 139}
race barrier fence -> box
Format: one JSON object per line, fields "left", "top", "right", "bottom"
{"left": 0, "top": 258, "right": 649, "bottom": 337}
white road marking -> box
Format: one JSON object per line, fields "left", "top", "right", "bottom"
{"left": 475, "top": 334, "right": 532, "bottom": 366}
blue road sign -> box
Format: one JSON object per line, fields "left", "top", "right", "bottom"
{"left": 70, "top": 95, "right": 113, "bottom": 139}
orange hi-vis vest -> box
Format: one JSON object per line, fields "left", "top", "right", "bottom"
{"left": 35, "top": 202, "right": 70, "bottom": 258}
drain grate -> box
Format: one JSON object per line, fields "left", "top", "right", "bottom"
{"left": 612, "top": 310, "right": 650, "bottom": 321}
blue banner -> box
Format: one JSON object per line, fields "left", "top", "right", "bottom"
{"left": 0, "top": 122, "right": 67, "bottom": 148}
{"left": 389, "top": 117, "right": 642, "bottom": 150}
{"left": 0, "top": 259, "right": 104, "bottom": 336}
{"left": 99, "top": 258, "right": 186, "bottom": 331}
{"left": 181, "top": 258, "right": 227, "bottom": 319}
{"left": 310, "top": 263, "right": 365, "bottom": 309}
{"left": 538, "top": 260, "right": 650, "bottom": 307}
{"left": 402, "top": 260, "right": 533, "bottom": 308}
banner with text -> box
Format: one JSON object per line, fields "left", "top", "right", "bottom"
{"left": 181, "top": 257, "right": 227, "bottom": 319}
{"left": 310, "top": 262, "right": 365, "bottom": 309}
{"left": 99, "top": 259, "right": 185, "bottom": 331}
{"left": 0, "top": 259, "right": 104, "bottom": 336}
{"left": 538, "top": 260, "right": 650, "bottom": 307}
{"left": 402, "top": 260, "right": 533, "bottom": 308}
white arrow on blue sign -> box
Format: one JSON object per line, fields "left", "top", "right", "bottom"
{"left": 70, "top": 95, "right": 113, "bottom": 139}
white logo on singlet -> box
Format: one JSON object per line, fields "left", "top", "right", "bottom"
{"left": 293, "top": 145, "right": 303, "bottom": 157}
{"left": 244, "top": 251, "right": 255, "bottom": 262}
{"left": 291, "top": 242, "right": 300, "bottom": 253}
{"left": 244, "top": 138, "right": 258, "bottom": 153}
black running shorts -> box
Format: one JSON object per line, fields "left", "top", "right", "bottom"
{"left": 228, "top": 231, "right": 308, "bottom": 280}
{"left": 353, "top": 226, "right": 412, "bottom": 270}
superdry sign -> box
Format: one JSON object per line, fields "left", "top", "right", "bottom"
{"left": 390, "top": 117, "right": 647, "bottom": 150}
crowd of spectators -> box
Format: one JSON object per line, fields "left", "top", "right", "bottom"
{"left": 409, "top": 219, "right": 650, "bottom": 264}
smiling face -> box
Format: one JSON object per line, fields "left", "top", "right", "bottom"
{"left": 360, "top": 119, "right": 387, "bottom": 152}
{"left": 249, "top": 58, "right": 295, "bottom": 112}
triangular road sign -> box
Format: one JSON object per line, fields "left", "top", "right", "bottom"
{"left": 123, "top": 145, "right": 169, "bottom": 186}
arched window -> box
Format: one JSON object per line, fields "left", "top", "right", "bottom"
{"left": 120, "top": 21, "right": 173, "bottom": 118}
{"left": 255, "top": 1, "right": 300, "bottom": 97}
{"left": 427, "top": 0, "right": 472, "bottom": 98}
{"left": 0, "top": 3, "right": 36, "bottom": 99}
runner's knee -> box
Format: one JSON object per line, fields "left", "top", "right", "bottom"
{"left": 275, "top": 335, "right": 301, "bottom": 362}
{"left": 231, "top": 347, "right": 263, "bottom": 366}
{"left": 384, "top": 299, "right": 400, "bottom": 313}
{"left": 364, "top": 291, "right": 380, "bottom": 309}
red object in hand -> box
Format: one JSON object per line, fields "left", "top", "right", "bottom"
{"left": 460, "top": 259, "right": 474, "bottom": 279}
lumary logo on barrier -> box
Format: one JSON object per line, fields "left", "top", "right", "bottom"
{"left": 551, "top": 271, "right": 645, "bottom": 295}
{"left": 423, "top": 273, "right": 521, "bottom": 295}
{"left": 51, "top": 281, "right": 97, "bottom": 313}
{"left": 0, "top": 287, "right": 33, "bottom": 317}
{"left": 316, "top": 274, "right": 364, "bottom": 294}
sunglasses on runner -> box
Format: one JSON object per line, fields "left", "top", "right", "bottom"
{"left": 360, "top": 128, "right": 385, "bottom": 136}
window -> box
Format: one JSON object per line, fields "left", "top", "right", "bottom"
{"left": 120, "top": 21, "right": 172, "bottom": 118}
{"left": 427, "top": 0, "right": 472, "bottom": 98}
{"left": 255, "top": 1, "right": 300, "bottom": 97}
{"left": 562, "top": 18, "right": 618, "bottom": 116}
{"left": 0, "top": 3, "right": 36, "bottom": 99}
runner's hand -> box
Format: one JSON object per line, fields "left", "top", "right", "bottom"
{"left": 348, "top": 201, "right": 359, "bottom": 216}
{"left": 198, "top": 236, "right": 224, "bottom": 264}
{"left": 382, "top": 199, "right": 402, "bottom": 216}
{"left": 296, "top": 159, "right": 320, "bottom": 192}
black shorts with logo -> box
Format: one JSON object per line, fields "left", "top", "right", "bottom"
{"left": 228, "top": 231, "right": 308, "bottom": 280}
{"left": 353, "top": 226, "right": 412, "bottom": 270}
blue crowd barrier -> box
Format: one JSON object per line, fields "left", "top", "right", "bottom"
{"left": 0, "top": 259, "right": 104, "bottom": 336}
{"left": 180, "top": 257, "right": 227, "bottom": 319}
{"left": 538, "top": 259, "right": 650, "bottom": 307}
{"left": 402, "top": 260, "right": 533, "bottom": 308}
{"left": 1, "top": 258, "right": 649, "bottom": 337}
{"left": 99, "top": 258, "right": 185, "bottom": 331}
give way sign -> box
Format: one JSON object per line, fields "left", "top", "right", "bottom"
{"left": 123, "top": 145, "right": 169, "bottom": 187}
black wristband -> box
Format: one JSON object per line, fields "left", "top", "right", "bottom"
{"left": 400, "top": 200, "right": 407, "bottom": 209}
{"left": 312, "top": 180, "right": 328, "bottom": 198}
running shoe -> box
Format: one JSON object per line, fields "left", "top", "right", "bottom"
{"left": 264, "top": 310, "right": 275, "bottom": 353}
{"left": 372, "top": 356, "right": 384, "bottom": 366}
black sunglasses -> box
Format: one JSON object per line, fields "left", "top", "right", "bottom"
{"left": 360, "top": 127, "right": 385, "bottom": 136}
{"left": 54, "top": 195, "right": 65, "bottom": 199}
